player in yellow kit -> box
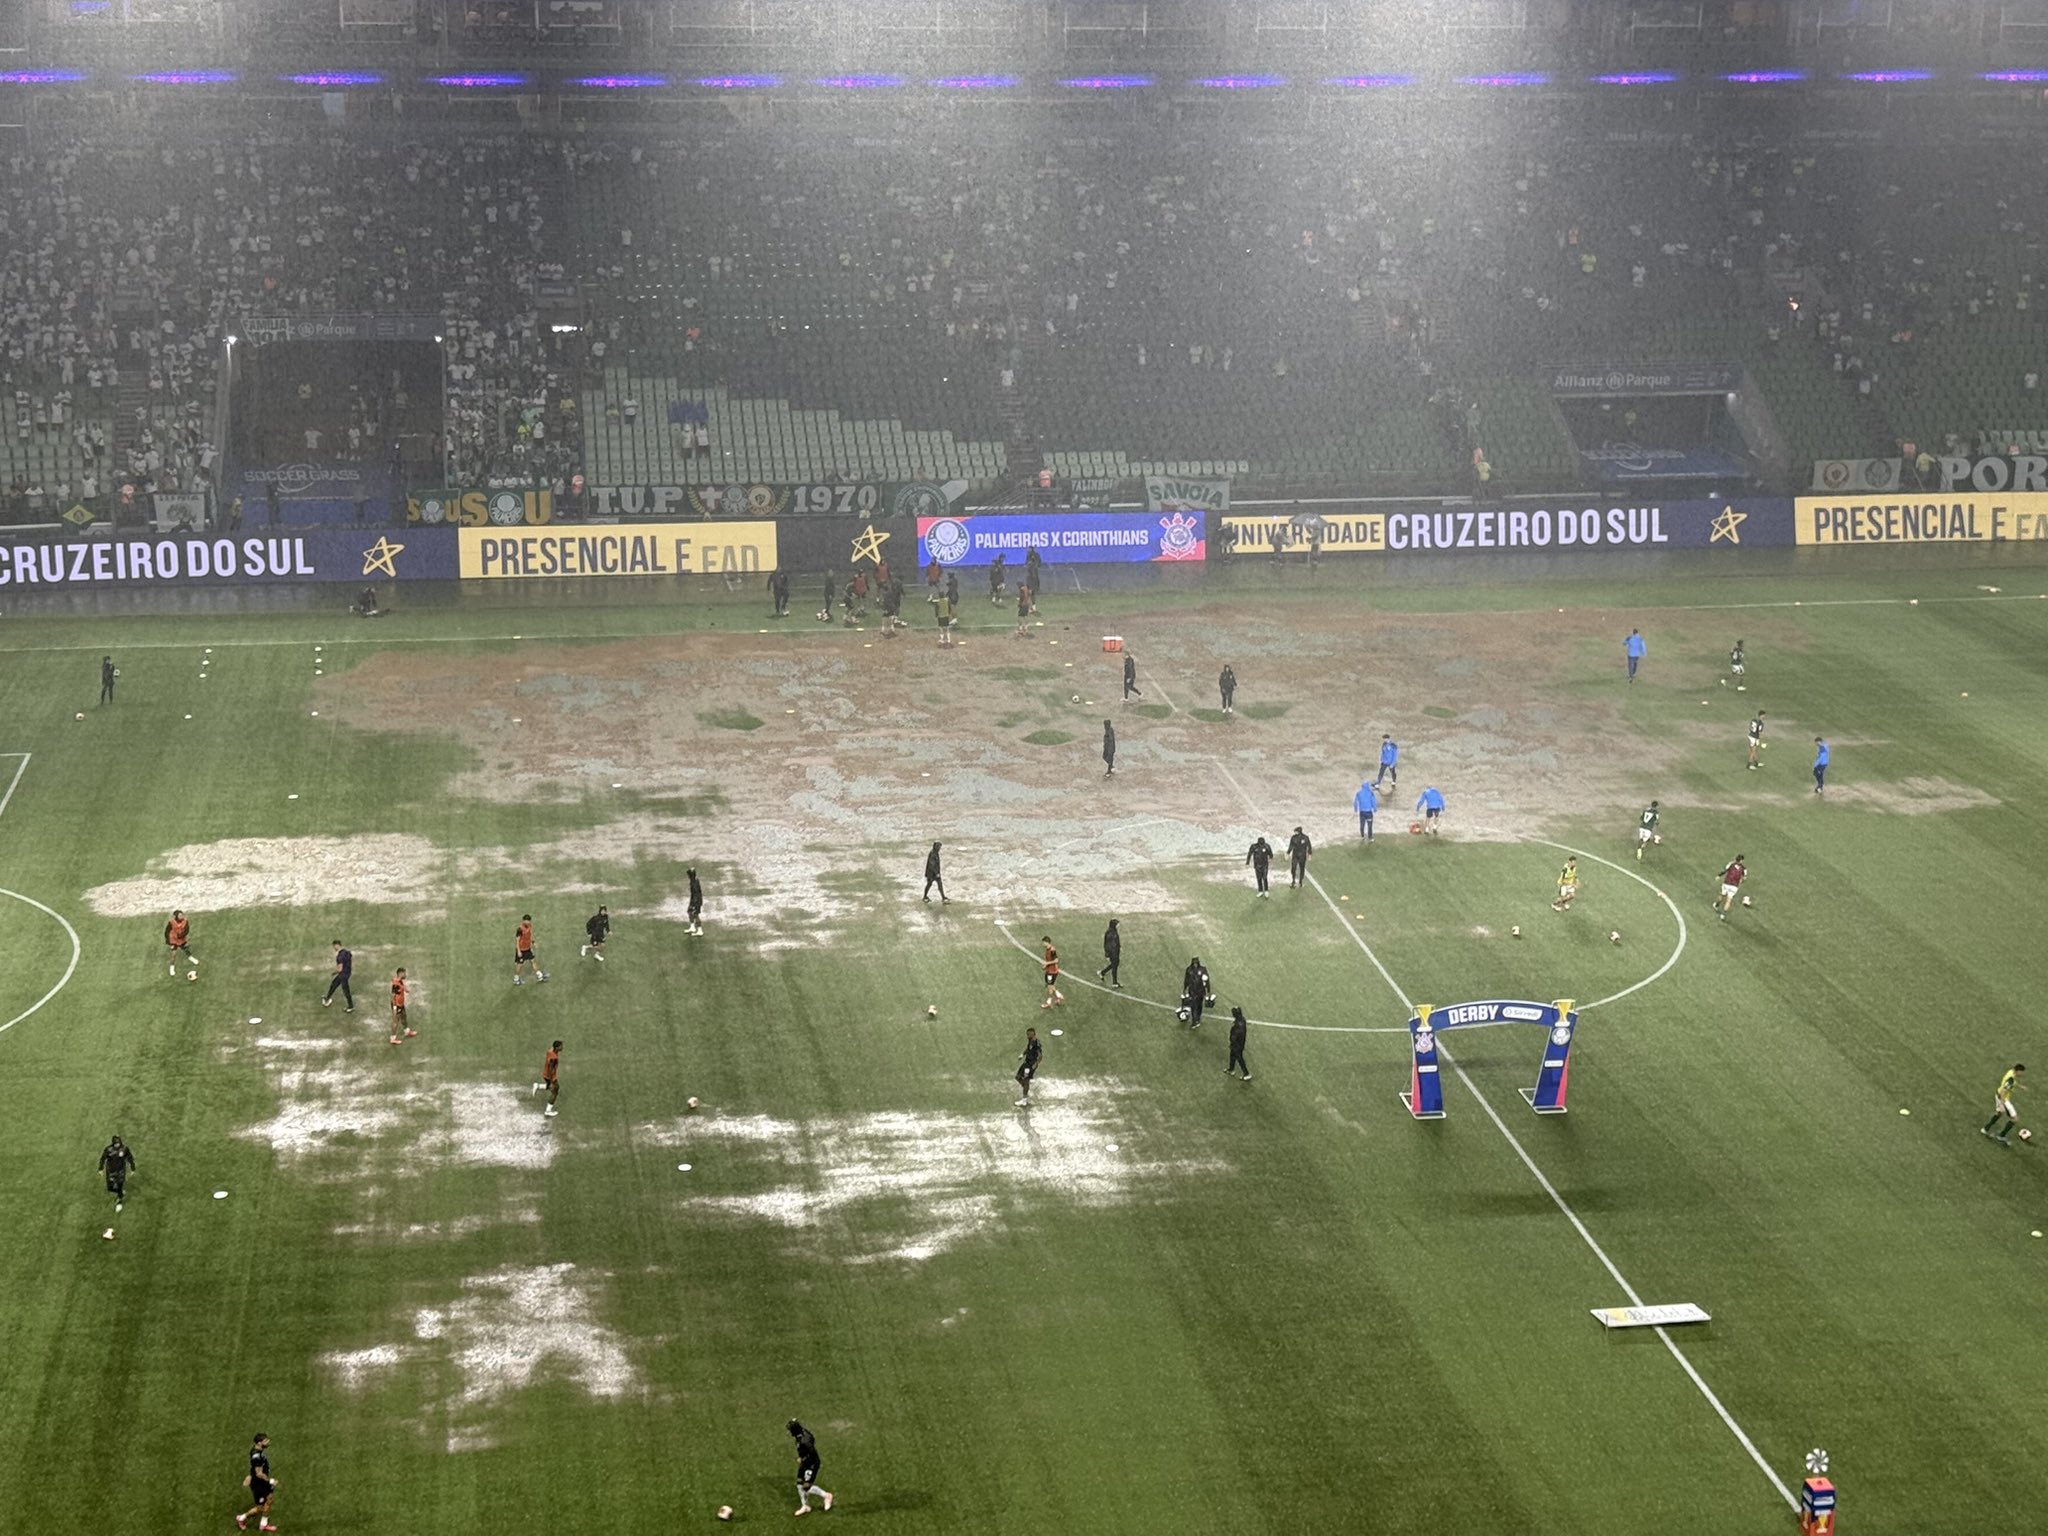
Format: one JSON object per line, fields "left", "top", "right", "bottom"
{"left": 1983, "top": 1063, "right": 2024, "bottom": 1145}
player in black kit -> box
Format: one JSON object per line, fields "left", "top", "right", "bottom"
{"left": 1226, "top": 1006, "right": 1251, "bottom": 1081}
{"left": 235, "top": 1433, "right": 279, "bottom": 1532}
{"left": 322, "top": 940, "right": 354, "bottom": 1010}
{"left": 1286, "top": 826, "right": 1312, "bottom": 889}
{"left": 98, "top": 1134, "right": 135, "bottom": 1210}
{"left": 1097, "top": 918, "right": 1121, "bottom": 988}
{"left": 1179, "top": 957, "right": 1210, "bottom": 1028}
{"left": 788, "top": 1419, "right": 835, "bottom": 1516}
{"left": 1246, "top": 835, "right": 1274, "bottom": 897}
{"left": 1015, "top": 1026, "right": 1044, "bottom": 1107}
{"left": 923, "top": 841, "right": 947, "bottom": 903}
{"left": 686, "top": 869, "right": 703, "bottom": 936}
{"left": 581, "top": 905, "right": 610, "bottom": 961}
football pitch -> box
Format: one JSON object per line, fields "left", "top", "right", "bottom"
{"left": 3, "top": 546, "right": 2047, "bottom": 1534}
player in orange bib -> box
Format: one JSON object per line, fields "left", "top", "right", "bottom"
{"left": 534, "top": 1039, "right": 562, "bottom": 1118}
{"left": 389, "top": 967, "right": 416, "bottom": 1045}
{"left": 164, "top": 910, "right": 195, "bottom": 977}
{"left": 512, "top": 915, "right": 548, "bottom": 985}
{"left": 1039, "top": 935, "right": 1064, "bottom": 1010}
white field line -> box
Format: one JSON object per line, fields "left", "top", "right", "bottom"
{"left": 0, "top": 754, "right": 84, "bottom": 1038}
{"left": 1209, "top": 756, "right": 1798, "bottom": 1513}
{"left": 1526, "top": 838, "right": 1689, "bottom": 1012}
{"left": 0, "top": 586, "right": 2038, "bottom": 659}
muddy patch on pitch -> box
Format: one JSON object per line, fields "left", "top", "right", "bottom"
{"left": 641, "top": 1082, "right": 1221, "bottom": 1264}
{"left": 1821, "top": 775, "right": 1996, "bottom": 815}
{"left": 322, "top": 1262, "right": 644, "bottom": 1452}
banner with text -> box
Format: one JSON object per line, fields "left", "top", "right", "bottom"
{"left": 1143, "top": 474, "right": 1231, "bottom": 514}
{"left": 1795, "top": 494, "right": 2048, "bottom": 544}
{"left": 458, "top": 521, "right": 778, "bottom": 579}
{"left": 1582, "top": 442, "right": 1750, "bottom": 483}
{"left": 916, "top": 511, "right": 1206, "bottom": 567}
{"left": 1220, "top": 498, "right": 1789, "bottom": 555}
{"left": 1548, "top": 363, "right": 1741, "bottom": 396}
{"left": 407, "top": 487, "right": 556, "bottom": 527}
{"left": 0, "top": 528, "right": 456, "bottom": 590}
{"left": 232, "top": 463, "right": 398, "bottom": 525}
{"left": 236, "top": 314, "right": 443, "bottom": 347}
{"left": 590, "top": 481, "right": 964, "bottom": 520}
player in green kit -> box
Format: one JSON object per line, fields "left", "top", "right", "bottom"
{"left": 1983, "top": 1063, "right": 2024, "bottom": 1146}
{"left": 1635, "top": 800, "right": 1660, "bottom": 860}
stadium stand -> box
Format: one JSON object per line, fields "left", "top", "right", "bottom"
{"left": 3, "top": 94, "right": 2045, "bottom": 519}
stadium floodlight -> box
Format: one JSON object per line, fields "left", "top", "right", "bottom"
{"left": 697, "top": 75, "right": 781, "bottom": 90}
{"left": 1595, "top": 72, "right": 1680, "bottom": 85}
{"left": 287, "top": 73, "right": 386, "bottom": 87}
{"left": 1724, "top": 70, "right": 1806, "bottom": 83}
{"left": 1197, "top": 75, "right": 1285, "bottom": 90}
{"left": 429, "top": 74, "right": 528, "bottom": 88}
{"left": 132, "top": 71, "right": 237, "bottom": 84}
{"left": 0, "top": 70, "right": 86, "bottom": 84}
{"left": 1843, "top": 70, "right": 1934, "bottom": 83}
{"left": 570, "top": 76, "right": 668, "bottom": 89}
{"left": 1983, "top": 70, "right": 2048, "bottom": 82}
{"left": 814, "top": 75, "right": 906, "bottom": 89}
{"left": 1060, "top": 76, "right": 1152, "bottom": 90}
{"left": 1326, "top": 75, "right": 1414, "bottom": 89}
{"left": 1457, "top": 73, "right": 1549, "bottom": 87}
{"left": 928, "top": 76, "right": 1018, "bottom": 90}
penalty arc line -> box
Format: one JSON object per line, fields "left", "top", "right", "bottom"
{"left": 1525, "top": 837, "right": 1688, "bottom": 1012}
{"left": 1208, "top": 757, "right": 1799, "bottom": 1514}
{"left": 0, "top": 754, "right": 84, "bottom": 1039}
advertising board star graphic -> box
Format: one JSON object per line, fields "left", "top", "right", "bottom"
{"left": 850, "top": 523, "right": 889, "bottom": 564}
{"left": 360, "top": 536, "right": 405, "bottom": 578}
{"left": 1709, "top": 506, "right": 1747, "bottom": 545}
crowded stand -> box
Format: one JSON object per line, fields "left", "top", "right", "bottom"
{"left": 2, "top": 90, "right": 2045, "bottom": 523}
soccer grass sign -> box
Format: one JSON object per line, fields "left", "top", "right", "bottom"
{"left": 457, "top": 521, "right": 778, "bottom": 579}
{"left": 1401, "top": 999, "right": 1579, "bottom": 1120}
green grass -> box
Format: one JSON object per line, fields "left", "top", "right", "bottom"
{"left": 1132, "top": 703, "right": 1172, "bottom": 719}
{"left": 6, "top": 547, "right": 2048, "bottom": 1533}
{"left": 1240, "top": 702, "right": 1290, "bottom": 720}
{"left": 1021, "top": 729, "right": 1074, "bottom": 746}
{"left": 1422, "top": 704, "right": 1457, "bottom": 719}
{"left": 698, "top": 707, "right": 764, "bottom": 731}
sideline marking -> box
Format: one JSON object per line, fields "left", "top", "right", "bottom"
{"left": 0, "top": 754, "right": 84, "bottom": 1038}
{"left": 0, "top": 585, "right": 2039, "bottom": 659}
{"left": 982, "top": 814, "right": 1407, "bottom": 1033}
{"left": 1209, "top": 757, "right": 1797, "bottom": 1514}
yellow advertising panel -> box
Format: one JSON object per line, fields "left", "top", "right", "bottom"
{"left": 458, "top": 521, "right": 779, "bottom": 579}
{"left": 1219, "top": 514, "right": 1387, "bottom": 555}
{"left": 1795, "top": 494, "right": 2048, "bottom": 545}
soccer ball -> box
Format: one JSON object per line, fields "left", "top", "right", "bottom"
{"left": 1805, "top": 1449, "right": 1829, "bottom": 1477}
{"left": 1741, "top": 894, "right": 1752, "bottom": 907}
{"left": 1176, "top": 1006, "right": 1191, "bottom": 1023}
{"left": 1609, "top": 931, "right": 1621, "bottom": 944}
{"left": 1510, "top": 925, "right": 1521, "bottom": 938}
{"left": 717, "top": 1506, "right": 733, "bottom": 1522}
{"left": 1070, "top": 694, "right": 1081, "bottom": 703}
{"left": 2023, "top": 1128, "right": 2034, "bottom": 1143}
{"left": 1652, "top": 834, "right": 1662, "bottom": 844}
{"left": 186, "top": 969, "right": 199, "bottom": 982}
{"left": 74, "top": 711, "right": 84, "bottom": 721}
{"left": 927, "top": 1004, "right": 939, "bottom": 1017}
{"left": 1408, "top": 822, "right": 1422, "bottom": 835}
{"left": 686, "top": 1096, "right": 699, "bottom": 1110}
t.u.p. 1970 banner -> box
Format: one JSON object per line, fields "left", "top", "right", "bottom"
{"left": 916, "top": 511, "right": 1206, "bottom": 567}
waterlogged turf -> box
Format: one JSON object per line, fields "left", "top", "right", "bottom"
{"left": 3, "top": 545, "right": 2048, "bottom": 1533}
